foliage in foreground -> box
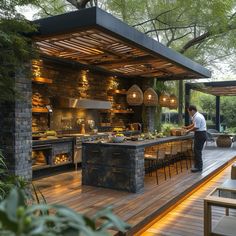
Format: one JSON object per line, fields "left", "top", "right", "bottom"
{"left": 0, "top": 151, "right": 30, "bottom": 201}
{"left": 0, "top": 188, "right": 130, "bottom": 236}
{"left": 0, "top": 152, "right": 130, "bottom": 235}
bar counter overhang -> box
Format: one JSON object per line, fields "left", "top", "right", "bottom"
{"left": 32, "top": 7, "right": 211, "bottom": 80}
{"left": 82, "top": 135, "right": 193, "bottom": 192}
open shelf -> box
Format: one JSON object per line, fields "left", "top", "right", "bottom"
{"left": 32, "top": 107, "right": 49, "bottom": 113}
{"left": 32, "top": 77, "right": 52, "bottom": 84}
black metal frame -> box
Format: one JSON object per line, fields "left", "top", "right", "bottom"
{"left": 185, "top": 81, "right": 236, "bottom": 131}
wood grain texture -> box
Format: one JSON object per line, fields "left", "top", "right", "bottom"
{"left": 33, "top": 146, "right": 236, "bottom": 235}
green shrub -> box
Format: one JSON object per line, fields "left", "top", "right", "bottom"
{"left": 161, "top": 123, "right": 178, "bottom": 136}
{"left": 0, "top": 150, "right": 30, "bottom": 201}
{"left": 0, "top": 152, "right": 130, "bottom": 235}
{"left": 0, "top": 188, "right": 130, "bottom": 236}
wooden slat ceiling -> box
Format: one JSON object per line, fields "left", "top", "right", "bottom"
{"left": 188, "top": 81, "right": 236, "bottom": 96}
{"left": 197, "top": 86, "right": 236, "bottom": 96}
{"left": 34, "top": 28, "right": 199, "bottom": 79}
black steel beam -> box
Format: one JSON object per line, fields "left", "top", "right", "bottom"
{"left": 185, "top": 83, "right": 191, "bottom": 125}
{"left": 215, "top": 96, "right": 220, "bottom": 131}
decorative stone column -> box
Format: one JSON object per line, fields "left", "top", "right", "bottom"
{"left": 0, "top": 66, "right": 32, "bottom": 179}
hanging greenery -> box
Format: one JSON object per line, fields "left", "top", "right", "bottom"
{"left": 0, "top": 0, "right": 37, "bottom": 101}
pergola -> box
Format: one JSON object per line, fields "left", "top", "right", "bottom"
{"left": 33, "top": 7, "right": 211, "bottom": 80}
{"left": 185, "top": 80, "right": 236, "bottom": 130}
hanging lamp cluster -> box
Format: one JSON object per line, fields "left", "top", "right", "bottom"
{"left": 127, "top": 84, "right": 177, "bottom": 109}
{"left": 127, "top": 84, "right": 158, "bottom": 106}
{"left": 159, "top": 92, "right": 178, "bottom": 109}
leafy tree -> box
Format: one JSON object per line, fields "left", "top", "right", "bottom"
{"left": 199, "top": 94, "right": 215, "bottom": 121}
{"left": 221, "top": 96, "right": 236, "bottom": 128}
{"left": 20, "top": 0, "right": 236, "bottom": 125}
{"left": 0, "top": 0, "right": 36, "bottom": 101}
{"left": 107, "top": 0, "right": 236, "bottom": 66}
{"left": 106, "top": 0, "right": 236, "bottom": 124}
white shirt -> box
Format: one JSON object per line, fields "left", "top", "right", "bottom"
{"left": 191, "top": 112, "right": 206, "bottom": 131}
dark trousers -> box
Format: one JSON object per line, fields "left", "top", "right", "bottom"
{"left": 193, "top": 131, "right": 207, "bottom": 170}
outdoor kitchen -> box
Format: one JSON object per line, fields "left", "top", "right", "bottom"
{"left": 31, "top": 57, "right": 143, "bottom": 175}
{"left": 28, "top": 7, "right": 210, "bottom": 182}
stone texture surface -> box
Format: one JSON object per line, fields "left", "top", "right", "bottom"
{"left": 0, "top": 67, "right": 32, "bottom": 180}
{"left": 33, "top": 59, "right": 138, "bottom": 131}
{"left": 82, "top": 144, "right": 145, "bottom": 192}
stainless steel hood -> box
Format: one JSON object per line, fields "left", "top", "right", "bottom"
{"left": 54, "top": 97, "right": 112, "bottom": 109}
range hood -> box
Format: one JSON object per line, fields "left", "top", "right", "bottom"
{"left": 54, "top": 97, "right": 112, "bottom": 109}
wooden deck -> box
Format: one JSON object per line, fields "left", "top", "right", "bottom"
{"left": 141, "top": 157, "right": 236, "bottom": 236}
{"left": 33, "top": 146, "right": 236, "bottom": 235}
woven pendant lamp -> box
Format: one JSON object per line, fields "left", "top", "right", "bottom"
{"left": 169, "top": 94, "right": 178, "bottom": 109}
{"left": 126, "top": 84, "right": 143, "bottom": 106}
{"left": 143, "top": 88, "right": 158, "bottom": 106}
{"left": 159, "top": 92, "right": 170, "bottom": 107}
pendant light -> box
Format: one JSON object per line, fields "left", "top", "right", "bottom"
{"left": 159, "top": 92, "right": 170, "bottom": 107}
{"left": 169, "top": 94, "right": 178, "bottom": 109}
{"left": 143, "top": 88, "right": 158, "bottom": 106}
{"left": 126, "top": 84, "right": 143, "bottom": 106}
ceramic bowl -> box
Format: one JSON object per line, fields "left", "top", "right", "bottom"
{"left": 112, "top": 136, "right": 125, "bottom": 143}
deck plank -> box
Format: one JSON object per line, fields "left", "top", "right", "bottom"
{"left": 142, "top": 154, "right": 236, "bottom": 236}
{"left": 33, "top": 146, "right": 236, "bottom": 235}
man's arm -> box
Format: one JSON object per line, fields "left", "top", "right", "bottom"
{"left": 183, "top": 123, "right": 197, "bottom": 134}
{"left": 182, "top": 123, "right": 194, "bottom": 130}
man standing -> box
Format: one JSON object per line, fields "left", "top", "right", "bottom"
{"left": 183, "top": 105, "right": 207, "bottom": 172}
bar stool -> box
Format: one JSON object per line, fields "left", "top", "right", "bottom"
{"left": 164, "top": 142, "right": 179, "bottom": 177}
{"left": 181, "top": 139, "right": 193, "bottom": 168}
{"left": 144, "top": 144, "right": 167, "bottom": 184}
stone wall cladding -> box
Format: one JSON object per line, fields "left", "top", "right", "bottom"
{"left": 82, "top": 144, "right": 145, "bottom": 192}
{"left": 33, "top": 59, "right": 136, "bottom": 130}
{"left": 0, "top": 67, "right": 32, "bottom": 180}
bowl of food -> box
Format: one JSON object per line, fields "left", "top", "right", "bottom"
{"left": 112, "top": 134, "right": 125, "bottom": 143}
